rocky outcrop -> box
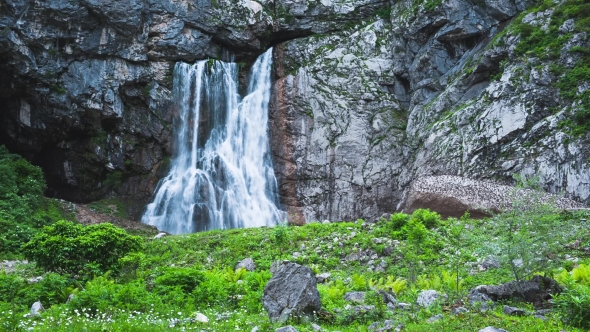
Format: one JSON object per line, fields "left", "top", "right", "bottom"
{"left": 1, "top": 0, "right": 588, "bottom": 223}
{"left": 270, "top": 0, "right": 590, "bottom": 223}
{"left": 400, "top": 176, "right": 587, "bottom": 218}
{"left": 469, "top": 275, "right": 563, "bottom": 308}
{"left": 262, "top": 262, "right": 321, "bottom": 323}
{"left": 0, "top": 0, "right": 386, "bottom": 218}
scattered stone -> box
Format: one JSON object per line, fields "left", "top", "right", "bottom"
{"left": 383, "top": 246, "right": 394, "bottom": 256}
{"left": 535, "top": 309, "right": 551, "bottom": 316}
{"left": 478, "top": 327, "right": 508, "bottom": 332}
{"left": 468, "top": 290, "right": 493, "bottom": 311}
{"left": 0, "top": 260, "right": 28, "bottom": 273}
{"left": 344, "top": 291, "right": 366, "bottom": 303}
{"left": 310, "top": 323, "right": 324, "bottom": 332}
{"left": 559, "top": 19, "right": 575, "bottom": 33}
{"left": 503, "top": 305, "right": 525, "bottom": 316}
{"left": 251, "top": 327, "right": 260, "bottom": 332}
{"left": 262, "top": 262, "right": 321, "bottom": 323}
{"left": 276, "top": 326, "right": 298, "bottom": 332}
{"left": 416, "top": 290, "right": 442, "bottom": 307}
{"left": 378, "top": 289, "right": 397, "bottom": 305}
{"left": 452, "top": 306, "right": 469, "bottom": 315}
{"left": 534, "top": 314, "right": 547, "bottom": 321}
{"left": 369, "top": 320, "right": 397, "bottom": 331}
{"left": 368, "top": 322, "right": 380, "bottom": 331}
{"left": 236, "top": 258, "right": 256, "bottom": 271}
{"left": 479, "top": 256, "right": 501, "bottom": 270}
{"left": 153, "top": 232, "right": 167, "bottom": 239}
{"left": 27, "top": 301, "right": 44, "bottom": 317}
{"left": 322, "top": 220, "right": 330, "bottom": 224}
{"left": 469, "top": 276, "right": 563, "bottom": 307}
{"left": 396, "top": 302, "right": 412, "bottom": 310}
{"left": 66, "top": 294, "right": 75, "bottom": 303}
{"left": 293, "top": 252, "right": 301, "bottom": 259}
{"left": 316, "top": 273, "right": 331, "bottom": 283}
{"left": 351, "top": 305, "right": 376, "bottom": 315}
{"left": 27, "top": 276, "right": 44, "bottom": 283}
{"left": 194, "top": 312, "right": 209, "bottom": 323}
{"left": 427, "top": 314, "right": 443, "bottom": 323}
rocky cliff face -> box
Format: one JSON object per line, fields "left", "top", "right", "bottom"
{"left": 0, "top": 0, "right": 383, "bottom": 217}
{"left": 270, "top": 0, "right": 590, "bottom": 222}
{"left": 1, "top": 0, "right": 588, "bottom": 222}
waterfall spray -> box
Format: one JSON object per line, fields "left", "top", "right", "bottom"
{"left": 142, "top": 49, "right": 285, "bottom": 234}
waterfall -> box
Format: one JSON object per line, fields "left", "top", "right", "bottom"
{"left": 142, "top": 49, "right": 285, "bottom": 234}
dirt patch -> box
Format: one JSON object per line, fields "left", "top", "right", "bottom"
{"left": 74, "top": 203, "right": 159, "bottom": 236}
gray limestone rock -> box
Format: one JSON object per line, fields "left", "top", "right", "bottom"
{"left": 469, "top": 276, "right": 563, "bottom": 306}
{"left": 478, "top": 328, "right": 508, "bottom": 332}
{"left": 27, "top": 301, "right": 44, "bottom": 317}
{"left": 262, "top": 263, "right": 321, "bottom": 323}
{"left": 276, "top": 326, "right": 298, "bottom": 332}
{"left": 344, "top": 291, "right": 366, "bottom": 303}
{"left": 416, "top": 290, "right": 442, "bottom": 307}
{"left": 316, "top": 273, "right": 331, "bottom": 283}
{"left": 503, "top": 305, "right": 526, "bottom": 316}
{"left": 236, "top": 258, "right": 256, "bottom": 271}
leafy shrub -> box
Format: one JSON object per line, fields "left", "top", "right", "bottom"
{"left": 572, "top": 264, "right": 590, "bottom": 285}
{"left": 555, "top": 282, "right": 590, "bottom": 329}
{"left": 0, "top": 146, "right": 65, "bottom": 258}
{"left": 369, "top": 276, "right": 408, "bottom": 295}
{"left": 410, "top": 209, "right": 441, "bottom": 229}
{"left": 23, "top": 221, "right": 143, "bottom": 275}
{"left": 192, "top": 269, "right": 237, "bottom": 308}
{"left": 389, "top": 212, "right": 409, "bottom": 229}
{"left": 155, "top": 267, "right": 204, "bottom": 293}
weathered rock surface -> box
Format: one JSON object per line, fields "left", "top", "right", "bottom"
{"left": 1, "top": 0, "right": 589, "bottom": 224}
{"left": 401, "top": 175, "right": 587, "bottom": 218}
{"left": 469, "top": 275, "right": 563, "bottom": 307}
{"left": 262, "top": 262, "right": 321, "bottom": 323}
{"left": 0, "top": 0, "right": 386, "bottom": 218}
{"left": 236, "top": 258, "right": 256, "bottom": 271}
{"left": 478, "top": 327, "right": 508, "bottom": 332}
{"left": 416, "top": 290, "right": 443, "bottom": 307}
{"left": 344, "top": 291, "right": 366, "bottom": 303}
{"left": 269, "top": 0, "right": 590, "bottom": 223}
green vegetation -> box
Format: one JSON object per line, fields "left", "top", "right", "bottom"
{"left": 1, "top": 147, "right": 589, "bottom": 331}
{"left": 500, "top": 0, "right": 590, "bottom": 136}
{"left": 2, "top": 200, "right": 589, "bottom": 330}
{"left": 88, "top": 198, "right": 129, "bottom": 219}
{"left": 23, "top": 220, "right": 143, "bottom": 275}
{"left": 0, "top": 146, "right": 69, "bottom": 259}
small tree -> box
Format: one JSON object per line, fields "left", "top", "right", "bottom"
{"left": 23, "top": 220, "right": 143, "bottom": 276}
{"left": 481, "top": 176, "right": 567, "bottom": 284}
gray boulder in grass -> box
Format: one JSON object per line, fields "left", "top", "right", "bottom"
{"left": 262, "top": 262, "right": 321, "bottom": 323}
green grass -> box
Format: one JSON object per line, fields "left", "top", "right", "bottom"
{"left": 2, "top": 205, "right": 589, "bottom": 331}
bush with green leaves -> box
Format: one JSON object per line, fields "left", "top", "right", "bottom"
{"left": 23, "top": 220, "right": 143, "bottom": 275}
{"left": 555, "top": 269, "right": 590, "bottom": 330}
{"left": 0, "top": 145, "right": 67, "bottom": 258}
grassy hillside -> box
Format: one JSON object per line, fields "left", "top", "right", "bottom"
{"left": 2, "top": 206, "right": 589, "bottom": 331}
{"left": 0, "top": 146, "right": 589, "bottom": 331}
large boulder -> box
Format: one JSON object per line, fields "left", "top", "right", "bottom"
{"left": 469, "top": 275, "right": 563, "bottom": 308}
{"left": 262, "top": 262, "right": 321, "bottom": 323}
{"left": 401, "top": 176, "right": 587, "bottom": 218}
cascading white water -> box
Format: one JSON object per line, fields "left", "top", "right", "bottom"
{"left": 142, "top": 49, "right": 285, "bottom": 234}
